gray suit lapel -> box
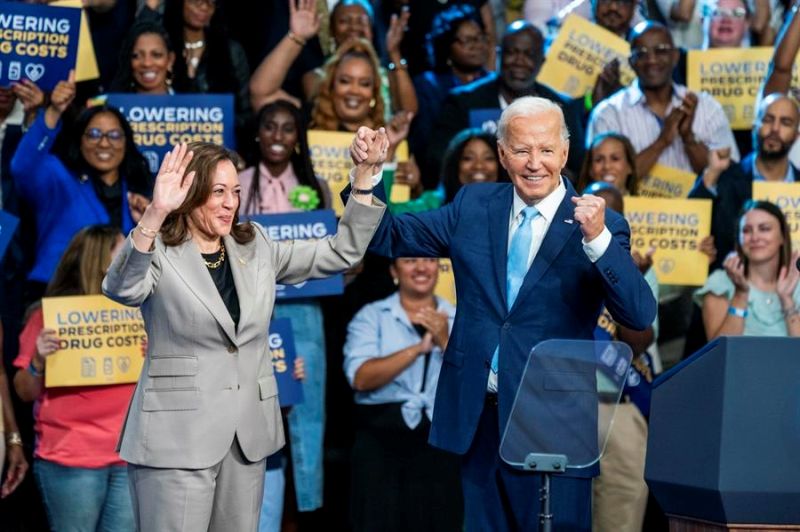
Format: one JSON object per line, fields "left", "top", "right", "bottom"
{"left": 163, "top": 239, "right": 237, "bottom": 344}
{"left": 224, "top": 235, "right": 259, "bottom": 332}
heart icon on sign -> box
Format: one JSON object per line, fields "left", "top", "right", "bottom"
{"left": 117, "top": 356, "right": 131, "bottom": 373}
{"left": 24, "top": 64, "right": 45, "bottom": 82}
{"left": 658, "top": 258, "right": 676, "bottom": 274}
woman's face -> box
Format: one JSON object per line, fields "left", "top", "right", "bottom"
{"left": 589, "top": 138, "right": 632, "bottom": 192}
{"left": 458, "top": 138, "right": 498, "bottom": 185}
{"left": 258, "top": 108, "right": 298, "bottom": 166}
{"left": 392, "top": 257, "right": 439, "bottom": 297}
{"left": 331, "top": 5, "right": 372, "bottom": 47}
{"left": 183, "top": 0, "right": 215, "bottom": 31}
{"left": 190, "top": 160, "right": 241, "bottom": 240}
{"left": 449, "top": 20, "right": 487, "bottom": 71}
{"left": 80, "top": 112, "right": 126, "bottom": 175}
{"left": 739, "top": 208, "right": 784, "bottom": 265}
{"left": 131, "top": 33, "right": 174, "bottom": 94}
{"left": 332, "top": 57, "right": 375, "bottom": 126}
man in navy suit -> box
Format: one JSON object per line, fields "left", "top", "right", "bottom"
{"left": 350, "top": 96, "right": 657, "bottom": 531}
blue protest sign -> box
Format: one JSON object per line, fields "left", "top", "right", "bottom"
{"left": 269, "top": 318, "right": 304, "bottom": 407}
{"left": 0, "top": 210, "right": 20, "bottom": 262}
{"left": 104, "top": 93, "right": 235, "bottom": 174}
{"left": 248, "top": 210, "right": 344, "bottom": 299}
{"left": 469, "top": 108, "right": 502, "bottom": 135}
{"left": 0, "top": 3, "right": 81, "bottom": 90}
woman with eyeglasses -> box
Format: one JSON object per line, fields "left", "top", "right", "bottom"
{"left": 10, "top": 72, "right": 152, "bottom": 303}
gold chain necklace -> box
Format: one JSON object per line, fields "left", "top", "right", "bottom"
{"left": 204, "top": 242, "right": 225, "bottom": 269}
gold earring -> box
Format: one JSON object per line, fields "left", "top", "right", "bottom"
{"left": 392, "top": 277, "right": 399, "bottom": 286}
{"left": 369, "top": 98, "right": 376, "bottom": 109}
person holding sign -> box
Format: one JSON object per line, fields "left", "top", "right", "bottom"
{"left": 344, "top": 257, "right": 461, "bottom": 532}
{"left": 13, "top": 225, "right": 136, "bottom": 532}
{"left": 102, "top": 136, "right": 385, "bottom": 531}
{"left": 349, "top": 96, "right": 656, "bottom": 531}
{"left": 10, "top": 71, "right": 153, "bottom": 302}
{"left": 696, "top": 200, "right": 800, "bottom": 339}
{"left": 587, "top": 21, "right": 739, "bottom": 177}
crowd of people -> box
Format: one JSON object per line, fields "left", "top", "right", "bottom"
{"left": 1, "top": 0, "right": 800, "bottom": 531}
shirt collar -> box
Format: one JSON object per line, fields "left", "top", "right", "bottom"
{"left": 381, "top": 291, "right": 455, "bottom": 324}
{"left": 752, "top": 156, "right": 796, "bottom": 183}
{"left": 630, "top": 80, "right": 685, "bottom": 109}
{"left": 511, "top": 178, "right": 566, "bottom": 224}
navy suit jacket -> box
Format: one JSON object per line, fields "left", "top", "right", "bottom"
{"left": 364, "top": 180, "right": 657, "bottom": 467}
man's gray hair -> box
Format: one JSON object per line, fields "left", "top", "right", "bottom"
{"left": 496, "top": 97, "right": 570, "bottom": 145}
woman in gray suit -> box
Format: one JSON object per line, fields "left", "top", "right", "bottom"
{"left": 102, "top": 132, "right": 388, "bottom": 531}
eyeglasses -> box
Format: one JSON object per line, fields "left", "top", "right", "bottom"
{"left": 84, "top": 128, "right": 125, "bottom": 144}
{"left": 186, "top": 0, "right": 216, "bottom": 7}
{"left": 630, "top": 44, "right": 676, "bottom": 62}
{"left": 453, "top": 34, "right": 488, "bottom": 47}
{"left": 712, "top": 6, "right": 747, "bottom": 18}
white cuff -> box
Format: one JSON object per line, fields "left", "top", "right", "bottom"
{"left": 348, "top": 166, "right": 384, "bottom": 188}
{"left": 582, "top": 226, "right": 612, "bottom": 263}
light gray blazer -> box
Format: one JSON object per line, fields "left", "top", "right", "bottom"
{"left": 102, "top": 199, "right": 385, "bottom": 469}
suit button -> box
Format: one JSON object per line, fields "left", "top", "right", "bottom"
{"left": 237, "top": 384, "right": 241, "bottom": 390}
{"left": 503, "top": 323, "right": 511, "bottom": 331}
{"left": 227, "top": 344, "right": 237, "bottom": 354}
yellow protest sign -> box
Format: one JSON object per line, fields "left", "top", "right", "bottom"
{"left": 308, "top": 130, "right": 407, "bottom": 216}
{"left": 536, "top": 14, "right": 635, "bottom": 99}
{"left": 686, "top": 47, "right": 800, "bottom": 130}
{"left": 625, "top": 197, "right": 712, "bottom": 286}
{"left": 51, "top": 0, "right": 99, "bottom": 82}
{"left": 752, "top": 181, "right": 800, "bottom": 250}
{"left": 639, "top": 164, "right": 698, "bottom": 198}
{"left": 434, "top": 258, "right": 456, "bottom": 306}
{"left": 42, "top": 295, "right": 147, "bottom": 387}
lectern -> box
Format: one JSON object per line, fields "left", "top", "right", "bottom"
{"left": 646, "top": 336, "right": 800, "bottom": 531}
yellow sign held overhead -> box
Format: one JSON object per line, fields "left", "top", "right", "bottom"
{"left": 536, "top": 14, "right": 635, "bottom": 99}
{"left": 624, "top": 197, "right": 712, "bottom": 286}
{"left": 51, "top": 0, "right": 99, "bottom": 82}
{"left": 42, "top": 295, "right": 146, "bottom": 387}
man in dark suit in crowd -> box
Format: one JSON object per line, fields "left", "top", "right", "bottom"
{"left": 350, "top": 96, "right": 656, "bottom": 530}
{"left": 423, "top": 20, "right": 586, "bottom": 188}
{"left": 689, "top": 93, "right": 800, "bottom": 269}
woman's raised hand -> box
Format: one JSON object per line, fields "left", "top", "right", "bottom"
{"left": 150, "top": 143, "right": 195, "bottom": 215}
{"left": 289, "top": 0, "right": 321, "bottom": 41}
{"left": 723, "top": 252, "right": 749, "bottom": 293}
{"left": 777, "top": 250, "right": 800, "bottom": 310}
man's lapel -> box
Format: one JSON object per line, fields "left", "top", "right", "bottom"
{"left": 162, "top": 239, "right": 237, "bottom": 344}
{"left": 488, "top": 187, "right": 513, "bottom": 313}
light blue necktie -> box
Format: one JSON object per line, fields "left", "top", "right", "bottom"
{"left": 491, "top": 206, "right": 540, "bottom": 375}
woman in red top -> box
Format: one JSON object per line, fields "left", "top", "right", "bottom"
{"left": 13, "top": 225, "right": 136, "bottom": 532}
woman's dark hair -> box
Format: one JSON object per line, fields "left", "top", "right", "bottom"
{"left": 110, "top": 21, "right": 174, "bottom": 93}
{"left": 427, "top": 4, "right": 484, "bottom": 73}
{"left": 735, "top": 200, "right": 792, "bottom": 277}
{"left": 58, "top": 105, "right": 153, "bottom": 196}
{"left": 441, "top": 128, "right": 505, "bottom": 204}
{"left": 160, "top": 142, "right": 255, "bottom": 246}
{"left": 576, "top": 132, "right": 640, "bottom": 196}
{"left": 46, "top": 225, "right": 122, "bottom": 297}
{"left": 163, "top": 0, "right": 239, "bottom": 94}
{"left": 245, "top": 100, "right": 326, "bottom": 213}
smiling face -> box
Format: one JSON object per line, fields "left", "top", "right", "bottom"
{"left": 391, "top": 257, "right": 439, "bottom": 297}
{"left": 594, "top": 0, "right": 635, "bottom": 37}
{"left": 500, "top": 28, "right": 543, "bottom": 94}
{"left": 189, "top": 160, "right": 241, "bottom": 241}
{"left": 498, "top": 111, "right": 569, "bottom": 204}
{"left": 709, "top": 0, "right": 748, "bottom": 48}
{"left": 80, "top": 112, "right": 126, "bottom": 176}
{"left": 458, "top": 138, "right": 498, "bottom": 185}
{"left": 332, "top": 56, "right": 375, "bottom": 126}
{"left": 629, "top": 28, "right": 678, "bottom": 90}
{"left": 258, "top": 108, "right": 298, "bottom": 166}
{"left": 331, "top": 4, "right": 372, "bottom": 46}
{"left": 739, "top": 208, "right": 784, "bottom": 265}
{"left": 589, "top": 137, "right": 633, "bottom": 192}
{"left": 131, "top": 32, "right": 174, "bottom": 94}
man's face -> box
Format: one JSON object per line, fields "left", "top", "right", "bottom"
{"left": 594, "top": 0, "right": 635, "bottom": 37}
{"left": 629, "top": 28, "right": 679, "bottom": 90}
{"left": 500, "top": 29, "right": 543, "bottom": 94}
{"left": 498, "top": 110, "right": 569, "bottom": 204}
{"left": 756, "top": 97, "right": 800, "bottom": 161}
{"left": 709, "top": 0, "right": 748, "bottom": 48}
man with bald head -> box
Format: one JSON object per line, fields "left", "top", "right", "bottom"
{"left": 351, "top": 96, "right": 656, "bottom": 530}
{"left": 423, "top": 20, "right": 585, "bottom": 187}
{"left": 588, "top": 21, "right": 738, "bottom": 178}
{"left": 690, "top": 93, "right": 800, "bottom": 269}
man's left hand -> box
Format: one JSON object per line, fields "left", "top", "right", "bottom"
{"left": 571, "top": 194, "right": 606, "bottom": 241}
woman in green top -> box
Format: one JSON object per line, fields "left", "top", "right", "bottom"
{"left": 697, "top": 200, "right": 800, "bottom": 339}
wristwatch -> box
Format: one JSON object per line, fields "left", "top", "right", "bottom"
{"left": 351, "top": 186, "right": 374, "bottom": 195}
